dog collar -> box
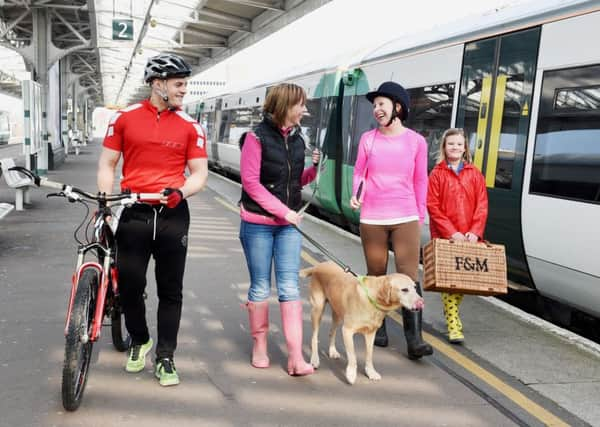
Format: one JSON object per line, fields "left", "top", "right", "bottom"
{"left": 357, "top": 275, "right": 384, "bottom": 312}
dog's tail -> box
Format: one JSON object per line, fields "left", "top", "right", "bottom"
{"left": 299, "top": 266, "right": 314, "bottom": 278}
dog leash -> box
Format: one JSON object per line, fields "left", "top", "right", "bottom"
{"left": 293, "top": 224, "right": 359, "bottom": 277}
{"left": 295, "top": 224, "right": 385, "bottom": 311}
{"left": 293, "top": 144, "right": 360, "bottom": 277}
{"left": 292, "top": 222, "right": 391, "bottom": 312}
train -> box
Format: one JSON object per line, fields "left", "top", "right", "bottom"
{"left": 0, "top": 111, "right": 10, "bottom": 145}
{"left": 184, "top": 0, "right": 600, "bottom": 326}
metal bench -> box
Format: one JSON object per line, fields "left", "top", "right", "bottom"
{"left": 68, "top": 130, "right": 83, "bottom": 155}
{"left": 0, "top": 202, "right": 14, "bottom": 220}
{"left": 0, "top": 158, "right": 33, "bottom": 211}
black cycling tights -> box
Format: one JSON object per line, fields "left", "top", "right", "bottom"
{"left": 116, "top": 201, "right": 190, "bottom": 359}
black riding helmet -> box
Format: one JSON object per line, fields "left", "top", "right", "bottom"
{"left": 144, "top": 53, "right": 192, "bottom": 83}
{"left": 366, "top": 81, "right": 410, "bottom": 124}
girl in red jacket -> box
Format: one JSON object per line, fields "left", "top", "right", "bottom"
{"left": 427, "top": 128, "right": 488, "bottom": 344}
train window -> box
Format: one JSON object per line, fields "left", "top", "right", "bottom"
{"left": 200, "top": 111, "right": 216, "bottom": 142}
{"left": 492, "top": 29, "right": 539, "bottom": 189}
{"left": 219, "top": 110, "right": 232, "bottom": 144}
{"left": 341, "top": 95, "right": 354, "bottom": 163}
{"left": 251, "top": 106, "right": 262, "bottom": 126}
{"left": 319, "top": 96, "right": 340, "bottom": 160}
{"left": 221, "top": 107, "right": 262, "bottom": 145}
{"left": 0, "top": 111, "right": 9, "bottom": 145}
{"left": 302, "top": 98, "right": 322, "bottom": 149}
{"left": 406, "top": 84, "right": 455, "bottom": 172}
{"left": 349, "top": 96, "right": 378, "bottom": 165}
{"left": 456, "top": 37, "right": 497, "bottom": 165}
{"left": 457, "top": 28, "right": 540, "bottom": 189}
{"left": 530, "top": 64, "right": 600, "bottom": 204}
{"left": 553, "top": 86, "right": 600, "bottom": 112}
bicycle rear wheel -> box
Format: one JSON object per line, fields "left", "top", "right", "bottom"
{"left": 62, "top": 268, "right": 97, "bottom": 411}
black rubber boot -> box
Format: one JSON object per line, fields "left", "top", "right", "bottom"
{"left": 374, "top": 318, "right": 389, "bottom": 347}
{"left": 402, "top": 308, "right": 433, "bottom": 359}
{"left": 402, "top": 282, "right": 433, "bottom": 360}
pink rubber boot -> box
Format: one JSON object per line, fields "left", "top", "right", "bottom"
{"left": 246, "top": 301, "right": 270, "bottom": 368}
{"left": 280, "top": 301, "right": 314, "bottom": 376}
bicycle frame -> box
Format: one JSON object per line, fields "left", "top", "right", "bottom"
{"left": 64, "top": 219, "right": 115, "bottom": 342}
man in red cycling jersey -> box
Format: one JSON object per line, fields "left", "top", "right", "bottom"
{"left": 97, "top": 53, "right": 208, "bottom": 386}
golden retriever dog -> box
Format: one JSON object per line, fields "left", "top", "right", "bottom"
{"left": 300, "top": 261, "right": 424, "bottom": 385}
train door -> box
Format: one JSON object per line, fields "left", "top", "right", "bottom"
{"left": 209, "top": 99, "right": 222, "bottom": 165}
{"left": 455, "top": 28, "right": 540, "bottom": 282}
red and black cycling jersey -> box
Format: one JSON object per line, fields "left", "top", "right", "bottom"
{"left": 103, "top": 99, "right": 207, "bottom": 193}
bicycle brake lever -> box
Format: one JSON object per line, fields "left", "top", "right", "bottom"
{"left": 46, "top": 192, "right": 64, "bottom": 198}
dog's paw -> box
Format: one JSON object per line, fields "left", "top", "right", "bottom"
{"left": 365, "top": 366, "right": 381, "bottom": 381}
{"left": 328, "top": 347, "right": 341, "bottom": 359}
{"left": 310, "top": 354, "right": 320, "bottom": 369}
{"left": 345, "top": 366, "right": 357, "bottom": 385}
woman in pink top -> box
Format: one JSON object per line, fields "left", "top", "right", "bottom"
{"left": 350, "top": 81, "right": 433, "bottom": 360}
{"left": 239, "top": 83, "right": 319, "bottom": 376}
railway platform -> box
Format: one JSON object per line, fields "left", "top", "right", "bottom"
{"left": 0, "top": 140, "right": 599, "bottom": 427}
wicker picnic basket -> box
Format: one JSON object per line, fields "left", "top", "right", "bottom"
{"left": 422, "top": 238, "right": 508, "bottom": 296}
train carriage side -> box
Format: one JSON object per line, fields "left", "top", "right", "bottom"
{"left": 522, "top": 10, "right": 600, "bottom": 318}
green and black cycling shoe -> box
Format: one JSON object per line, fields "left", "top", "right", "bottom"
{"left": 155, "top": 358, "right": 180, "bottom": 387}
{"left": 125, "top": 338, "right": 153, "bottom": 373}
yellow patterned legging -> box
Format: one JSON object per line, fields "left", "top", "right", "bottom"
{"left": 442, "top": 293, "right": 464, "bottom": 334}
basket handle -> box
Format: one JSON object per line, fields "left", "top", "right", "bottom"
{"left": 447, "top": 238, "right": 493, "bottom": 248}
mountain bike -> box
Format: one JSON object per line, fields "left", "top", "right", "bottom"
{"left": 10, "top": 167, "right": 162, "bottom": 411}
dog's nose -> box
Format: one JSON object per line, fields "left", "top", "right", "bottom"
{"left": 414, "top": 298, "right": 425, "bottom": 310}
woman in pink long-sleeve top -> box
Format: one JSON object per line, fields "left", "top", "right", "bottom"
{"left": 239, "top": 83, "right": 320, "bottom": 376}
{"left": 350, "top": 81, "right": 433, "bottom": 360}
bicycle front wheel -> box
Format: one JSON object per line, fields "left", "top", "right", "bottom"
{"left": 61, "top": 268, "right": 97, "bottom": 411}
{"left": 110, "top": 295, "right": 130, "bottom": 352}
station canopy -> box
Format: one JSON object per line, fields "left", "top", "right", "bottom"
{"left": 0, "top": 0, "right": 99, "bottom": 99}
{"left": 0, "top": 0, "right": 331, "bottom": 107}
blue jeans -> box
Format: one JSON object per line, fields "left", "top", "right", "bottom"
{"left": 239, "top": 220, "right": 302, "bottom": 302}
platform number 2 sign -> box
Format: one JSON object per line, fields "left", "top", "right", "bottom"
{"left": 112, "top": 19, "right": 134, "bottom": 40}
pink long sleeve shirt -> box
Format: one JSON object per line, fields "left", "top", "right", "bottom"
{"left": 240, "top": 130, "right": 317, "bottom": 226}
{"left": 352, "top": 128, "right": 428, "bottom": 224}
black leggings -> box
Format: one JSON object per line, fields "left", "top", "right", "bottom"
{"left": 116, "top": 201, "right": 190, "bottom": 359}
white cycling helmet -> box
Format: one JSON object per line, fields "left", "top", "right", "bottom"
{"left": 144, "top": 53, "right": 192, "bottom": 83}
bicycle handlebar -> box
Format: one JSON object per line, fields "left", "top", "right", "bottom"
{"left": 9, "top": 166, "right": 163, "bottom": 205}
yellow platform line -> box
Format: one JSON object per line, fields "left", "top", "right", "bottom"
{"left": 212, "top": 195, "right": 566, "bottom": 426}
{"left": 386, "top": 311, "right": 567, "bottom": 426}
{"left": 214, "top": 196, "right": 239, "bottom": 214}
{"left": 301, "top": 250, "right": 321, "bottom": 266}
